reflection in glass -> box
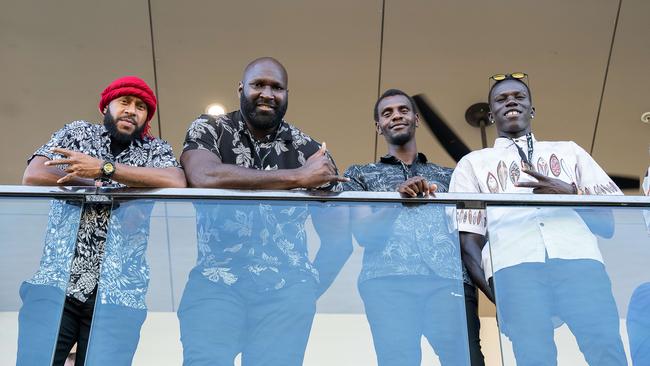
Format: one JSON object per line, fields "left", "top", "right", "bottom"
{"left": 628, "top": 282, "right": 650, "bottom": 365}
{"left": 177, "top": 200, "right": 352, "bottom": 365}
{"left": 487, "top": 206, "right": 628, "bottom": 366}
{"left": 85, "top": 200, "right": 155, "bottom": 365}
{"left": 14, "top": 199, "right": 83, "bottom": 365}
{"left": 351, "top": 202, "right": 469, "bottom": 365}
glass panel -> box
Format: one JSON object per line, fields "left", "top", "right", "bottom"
{"left": 487, "top": 205, "right": 650, "bottom": 366}
{"left": 89, "top": 198, "right": 470, "bottom": 365}
{"left": 0, "top": 198, "right": 83, "bottom": 365}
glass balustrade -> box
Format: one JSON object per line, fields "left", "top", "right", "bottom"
{"left": 0, "top": 195, "right": 84, "bottom": 365}
{"left": 1, "top": 187, "right": 648, "bottom": 365}
{"left": 488, "top": 204, "right": 650, "bottom": 366}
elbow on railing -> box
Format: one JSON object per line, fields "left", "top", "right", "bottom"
{"left": 167, "top": 174, "right": 188, "bottom": 189}
{"left": 21, "top": 169, "right": 46, "bottom": 186}
{"left": 185, "top": 173, "right": 214, "bottom": 189}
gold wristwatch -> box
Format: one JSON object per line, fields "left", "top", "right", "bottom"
{"left": 101, "top": 160, "right": 116, "bottom": 179}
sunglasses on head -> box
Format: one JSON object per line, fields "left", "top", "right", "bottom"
{"left": 490, "top": 72, "right": 528, "bottom": 82}
{"left": 488, "top": 72, "right": 531, "bottom": 99}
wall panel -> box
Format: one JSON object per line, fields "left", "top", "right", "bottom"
{"left": 379, "top": 0, "right": 618, "bottom": 168}
{"left": 151, "top": 0, "right": 382, "bottom": 172}
{"left": 592, "top": 0, "right": 650, "bottom": 182}
{"left": 0, "top": 0, "right": 155, "bottom": 183}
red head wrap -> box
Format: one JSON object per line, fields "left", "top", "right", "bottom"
{"left": 98, "top": 76, "right": 157, "bottom": 139}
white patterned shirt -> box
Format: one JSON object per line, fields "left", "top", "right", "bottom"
{"left": 449, "top": 134, "right": 621, "bottom": 277}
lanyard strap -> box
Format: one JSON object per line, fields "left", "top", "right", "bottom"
{"left": 512, "top": 133, "right": 534, "bottom": 170}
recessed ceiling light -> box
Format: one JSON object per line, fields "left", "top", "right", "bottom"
{"left": 206, "top": 103, "right": 226, "bottom": 116}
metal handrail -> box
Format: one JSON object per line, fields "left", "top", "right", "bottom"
{"left": 0, "top": 185, "right": 648, "bottom": 208}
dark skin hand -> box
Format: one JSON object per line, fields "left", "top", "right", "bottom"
{"left": 24, "top": 148, "right": 186, "bottom": 188}
{"left": 23, "top": 155, "right": 96, "bottom": 186}
{"left": 45, "top": 148, "right": 105, "bottom": 184}
{"left": 181, "top": 143, "right": 348, "bottom": 189}
{"left": 515, "top": 169, "right": 575, "bottom": 194}
{"left": 516, "top": 168, "right": 615, "bottom": 237}
{"left": 397, "top": 176, "right": 438, "bottom": 198}
{"left": 459, "top": 232, "right": 495, "bottom": 303}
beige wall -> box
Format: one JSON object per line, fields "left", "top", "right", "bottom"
{"left": 2, "top": 0, "right": 649, "bottom": 341}
{"left": 1, "top": 0, "right": 648, "bottom": 186}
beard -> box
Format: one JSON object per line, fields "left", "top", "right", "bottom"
{"left": 103, "top": 112, "right": 145, "bottom": 145}
{"left": 240, "top": 93, "right": 288, "bottom": 131}
{"left": 384, "top": 125, "right": 416, "bottom": 146}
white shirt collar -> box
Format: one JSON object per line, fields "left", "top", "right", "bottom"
{"left": 493, "top": 133, "right": 537, "bottom": 149}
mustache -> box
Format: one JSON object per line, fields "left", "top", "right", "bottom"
{"left": 117, "top": 115, "right": 136, "bottom": 125}
{"left": 257, "top": 102, "right": 277, "bottom": 108}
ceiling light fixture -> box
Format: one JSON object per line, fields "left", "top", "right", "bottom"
{"left": 206, "top": 103, "right": 226, "bottom": 116}
{"left": 641, "top": 112, "right": 650, "bottom": 124}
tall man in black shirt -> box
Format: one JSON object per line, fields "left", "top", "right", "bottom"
{"left": 343, "top": 89, "right": 484, "bottom": 366}
{"left": 179, "top": 57, "right": 351, "bottom": 366}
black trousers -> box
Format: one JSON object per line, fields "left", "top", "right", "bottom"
{"left": 17, "top": 283, "right": 146, "bottom": 366}
{"left": 52, "top": 292, "right": 97, "bottom": 366}
{"left": 464, "top": 283, "right": 485, "bottom": 366}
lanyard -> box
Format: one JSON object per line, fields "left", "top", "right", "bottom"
{"left": 512, "top": 133, "right": 534, "bottom": 170}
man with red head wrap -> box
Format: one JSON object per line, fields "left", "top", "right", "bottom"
{"left": 19, "top": 76, "right": 185, "bottom": 365}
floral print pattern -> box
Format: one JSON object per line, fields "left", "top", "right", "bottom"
{"left": 28, "top": 121, "right": 179, "bottom": 308}
{"left": 343, "top": 153, "right": 470, "bottom": 284}
{"left": 183, "top": 111, "right": 340, "bottom": 290}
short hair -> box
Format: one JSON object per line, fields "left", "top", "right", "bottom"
{"left": 373, "top": 89, "right": 417, "bottom": 122}
{"left": 488, "top": 77, "right": 533, "bottom": 104}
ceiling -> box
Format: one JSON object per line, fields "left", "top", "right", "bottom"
{"left": 1, "top": 0, "right": 648, "bottom": 188}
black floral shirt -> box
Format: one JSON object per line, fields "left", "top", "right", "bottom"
{"left": 28, "top": 121, "right": 180, "bottom": 308}
{"left": 183, "top": 111, "right": 340, "bottom": 291}
{"left": 343, "top": 153, "right": 471, "bottom": 284}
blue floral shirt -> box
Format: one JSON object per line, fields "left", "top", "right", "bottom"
{"left": 343, "top": 153, "right": 471, "bottom": 284}
{"left": 28, "top": 121, "right": 179, "bottom": 308}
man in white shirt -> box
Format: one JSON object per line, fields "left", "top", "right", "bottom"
{"left": 449, "top": 74, "right": 627, "bottom": 366}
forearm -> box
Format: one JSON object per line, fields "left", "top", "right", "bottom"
{"left": 575, "top": 208, "right": 615, "bottom": 239}
{"left": 112, "top": 165, "right": 187, "bottom": 188}
{"left": 351, "top": 207, "right": 401, "bottom": 246}
{"left": 459, "top": 232, "right": 494, "bottom": 302}
{"left": 462, "top": 251, "right": 494, "bottom": 303}
{"left": 187, "top": 164, "right": 302, "bottom": 189}
{"left": 23, "top": 158, "right": 94, "bottom": 186}
{"left": 25, "top": 171, "right": 95, "bottom": 186}
{"left": 313, "top": 238, "right": 353, "bottom": 297}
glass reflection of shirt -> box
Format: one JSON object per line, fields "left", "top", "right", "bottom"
{"left": 343, "top": 153, "right": 466, "bottom": 284}
{"left": 183, "top": 112, "right": 340, "bottom": 291}
{"left": 27, "top": 121, "right": 179, "bottom": 308}
{"left": 449, "top": 135, "right": 622, "bottom": 277}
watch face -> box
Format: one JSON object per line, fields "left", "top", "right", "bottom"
{"left": 103, "top": 162, "right": 115, "bottom": 174}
